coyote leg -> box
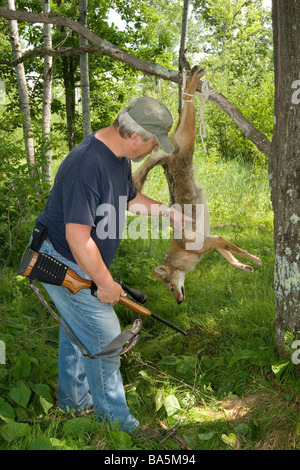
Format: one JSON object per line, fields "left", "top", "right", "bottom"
{"left": 133, "top": 151, "right": 167, "bottom": 192}
{"left": 217, "top": 248, "right": 255, "bottom": 272}
{"left": 211, "top": 236, "right": 262, "bottom": 271}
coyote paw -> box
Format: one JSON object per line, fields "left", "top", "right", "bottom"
{"left": 239, "top": 264, "right": 254, "bottom": 272}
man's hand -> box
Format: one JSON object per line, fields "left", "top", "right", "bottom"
{"left": 66, "top": 223, "right": 126, "bottom": 305}
{"left": 96, "top": 278, "right": 126, "bottom": 306}
{"left": 169, "top": 207, "right": 195, "bottom": 231}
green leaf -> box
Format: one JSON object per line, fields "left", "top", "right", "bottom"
{"left": 12, "top": 351, "right": 31, "bottom": 379}
{"left": 155, "top": 390, "right": 164, "bottom": 412}
{"left": 175, "top": 356, "right": 197, "bottom": 381}
{"left": 163, "top": 395, "right": 181, "bottom": 416}
{"left": 157, "top": 356, "right": 178, "bottom": 375}
{"left": 284, "top": 394, "right": 292, "bottom": 403}
{"left": 15, "top": 406, "right": 28, "bottom": 423}
{"left": 228, "top": 350, "right": 258, "bottom": 367}
{"left": 31, "top": 383, "right": 53, "bottom": 403}
{"left": 0, "top": 400, "right": 15, "bottom": 423}
{"left": 271, "top": 360, "right": 290, "bottom": 378}
{"left": 234, "top": 423, "right": 250, "bottom": 435}
{"left": 109, "top": 431, "right": 133, "bottom": 450}
{"left": 40, "top": 397, "right": 54, "bottom": 415}
{"left": 158, "top": 356, "right": 178, "bottom": 367}
{"left": 63, "top": 417, "right": 86, "bottom": 436}
{"left": 138, "top": 370, "right": 151, "bottom": 381}
{"left": 31, "top": 383, "right": 54, "bottom": 413}
{"left": 29, "top": 434, "right": 53, "bottom": 450}
{"left": 63, "top": 416, "right": 100, "bottom": 436}
{"left": 221, "top": 433, "right": 238, "bottom": 447}
{"left": 0, "top": 422, "right": 30, "bottom": 443}
{"left": 50, "top": 437, "right": 75, "bottom": 450}
{"left": 43, "top": 357, "right": 58, "bottom": 375}
{"left": 8, "top": 381, "right": 31, "bottom": 409}
{"left": 198, "top": 431, "right": 215, "bottom": 441}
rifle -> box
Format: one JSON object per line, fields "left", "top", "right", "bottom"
{"left": 18, "top": 248, "right": 187, "bottom": 358}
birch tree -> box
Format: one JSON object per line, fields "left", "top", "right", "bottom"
{"left": 79, "top": 0, "right": 91, "bottom": 138}
{"left": 42, "top": 0, "right": 53, "bottom": 185}
{"left": 178, "top": 0, "right": 190, "bottom": 114}
{"left": 5, "top": 0, "right": 35, "bottom": 169}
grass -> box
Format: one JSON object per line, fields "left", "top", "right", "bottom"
{"left": 0, "top": 150, "right": 299, "bottom": 451}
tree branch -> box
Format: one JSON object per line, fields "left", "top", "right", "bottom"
{"left": 0, "top": 7, "right": 271, "bottom": 157}
{"left": 0, "top": 45, "right": 99, "bottom": 65}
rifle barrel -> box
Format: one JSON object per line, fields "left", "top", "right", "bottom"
{"left": 119, "top": 296, "right": 187, "bottom": 336}
{"left": 150, "top": 311, "right": 188, "bottom": 336}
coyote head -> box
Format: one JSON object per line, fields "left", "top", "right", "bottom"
{"left": 151, "top": 265, "right": 186, "bottom": 304}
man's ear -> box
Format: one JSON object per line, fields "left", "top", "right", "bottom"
{"left": 130, "top": 132, "right": 139, "bottom": 144}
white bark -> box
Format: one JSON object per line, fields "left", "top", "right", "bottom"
{"left": 5, "top": 0, "right": 35, "bottom": 168}
{"left": 79, "top": 0, "right": 91, "bottom": 138}
{"left": 42, "top": 0, "right": 53, "bottom": 185}
{"left": 178, "top": 0, "right": 190, "bottom": 113}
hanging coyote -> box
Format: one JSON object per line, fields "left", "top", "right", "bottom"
{"left": 133, "top": 66, "right": 261, "bottom": 304}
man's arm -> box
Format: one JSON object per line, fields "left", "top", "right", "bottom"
{"left": 65, "top": 223, "right": 124, "bottom": 305}
{"left": 127, "top": 191, "right": 193, "bottom": 229}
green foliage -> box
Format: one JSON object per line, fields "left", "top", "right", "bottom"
{"left": 0, "top": 114, "right": 50, "bottom": 274}
{"left": 191, "top": 0, "right": 274, "bottom": 163}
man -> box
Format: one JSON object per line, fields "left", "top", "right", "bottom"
{"left": 35, "top": 96, "right": 188, "bottom": 434}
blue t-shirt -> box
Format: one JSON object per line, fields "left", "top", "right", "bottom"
{"left": 36, "top": 132, "right": 137, "bottom": 268}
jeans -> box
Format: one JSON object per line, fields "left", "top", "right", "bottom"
{"left": 39, "top": 240, "right": 139, "bottom": 433}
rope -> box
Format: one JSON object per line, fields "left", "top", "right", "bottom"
{"left": 182, "top": 92, "right": 194, "bottom": 103}
{"left": 181, "top": 69, "right": 218, "bottom": 152}
{"left": 197, "top": 80, "right": 218, "bottom": 152}
{"left": 181, "top": 69, "right": 194, "bottom": 103}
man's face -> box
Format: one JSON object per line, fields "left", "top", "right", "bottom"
{"left": 130, "top": 135, "right": 159, "bottom": 162}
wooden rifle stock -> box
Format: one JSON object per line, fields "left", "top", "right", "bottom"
{"left": 19, "top": 249, "right": 92, "bottom": 294}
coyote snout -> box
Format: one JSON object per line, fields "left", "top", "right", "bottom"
{"left": 151, "top": 265, "right": 186, "bottom": 304}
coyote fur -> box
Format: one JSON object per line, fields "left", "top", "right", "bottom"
{"left": 133, "top": 66, "right": 261, "bottom": 304}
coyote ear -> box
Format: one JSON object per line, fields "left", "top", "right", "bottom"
{"left": 154, "top": 265, "right": 169, "bottom": 275}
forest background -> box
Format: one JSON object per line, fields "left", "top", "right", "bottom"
{"left": 0, "top": 0, "right": 299, "bottom": 451}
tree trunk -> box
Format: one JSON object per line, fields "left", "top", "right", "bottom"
{"left": 62, "top": 55, "right": 77, "bottom": 151}
{"left": 5, "top": 0, "right": 35, "bottom": 170}
{"left": 178, "top": 0, "right": 190, "bottom": 114}
{"left": 79, "top": 0, "right": 91, "bottom": 138}
{"left": 270, "top": 0, "right": 300, "bottom": 355}
{"left": 42, "top": 0, "right": 53, "bottom": 185}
